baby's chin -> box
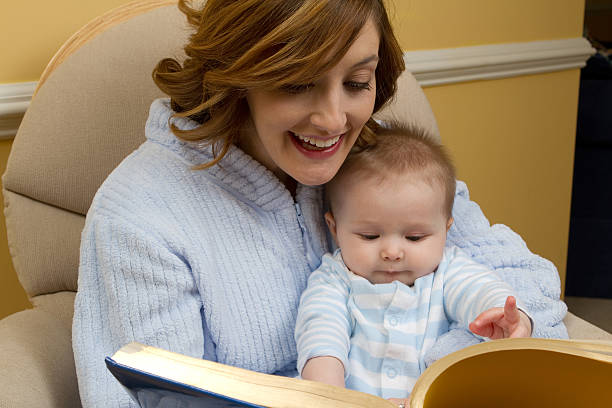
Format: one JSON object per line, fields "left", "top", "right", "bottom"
{"left": 367, "top": 270, "right": 417, "bottom": 286}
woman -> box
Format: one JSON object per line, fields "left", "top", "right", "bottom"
{"left": 72, "top": 1, "right": 567, "bottom": 407}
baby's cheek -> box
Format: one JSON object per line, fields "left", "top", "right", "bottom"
{"left": 415, "top": 245, "right": 444, "bottom": 275}
{"left": 345, "top": 250, "right": 374, "bottom": 278}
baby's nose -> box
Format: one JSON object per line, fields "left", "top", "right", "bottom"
{"left": 381, "top": 248, "right": 403, "bottom": 261}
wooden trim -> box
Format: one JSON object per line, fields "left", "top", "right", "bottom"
{"left": 0, "top": 82, "right": 37, "bottom": 139}
{"left": 36, "top": 0, "right": 178, "bottom": 96}
{"left": 405, "top": 38, "right": 595, "bottom": 87}
{"left": 2, "top": 34, "right": 595, "bottom": 140}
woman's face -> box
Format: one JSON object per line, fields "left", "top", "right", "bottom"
{"left": 242, "top": 18, "right": 380, "bottom": 187}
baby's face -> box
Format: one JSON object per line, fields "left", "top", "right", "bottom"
{"left": 326, "top": 174, "right": 452, "bottom": 286}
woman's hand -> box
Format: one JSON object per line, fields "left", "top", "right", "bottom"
{"left": 469, "top": 296, "right": 532, "bottom": 339}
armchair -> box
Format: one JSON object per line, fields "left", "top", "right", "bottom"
{"left": 1, "top": 1, "right": 609, "bottom": 407}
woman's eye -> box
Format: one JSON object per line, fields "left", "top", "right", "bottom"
{"left": 359, "top": 234, "right": 379, "bottom": 240}
{"left": 280, "top": 83, "right": 314, "bottom": 94}
{"left": 345, "top": 81, "right": 372, "bottom": 91}
{"left": 406, "top": 236, "right": 422, "bottom": 242}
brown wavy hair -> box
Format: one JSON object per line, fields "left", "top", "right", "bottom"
{"left": 153, "top": 0, "right": 405, "bottom": 169}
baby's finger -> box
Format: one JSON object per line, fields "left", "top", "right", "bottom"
{"left": 471, "top": 308, "right": 504, "bottom": 326}
{"left": 469, "top": 308, "right": 504, "bottom": 337}
{"left": 504, "top": 296, "right": 520, "bottom": 325}
{"left": 388, "top": 397, "right": 410, "bottom": 408}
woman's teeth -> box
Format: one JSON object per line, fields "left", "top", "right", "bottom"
{"left": 293, "top": 132, "right": 341, "bottom": 148}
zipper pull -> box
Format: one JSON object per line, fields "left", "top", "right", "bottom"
{"left": 295, "top": 203, "right": 306, "bottom": 232}
{"left": 295, "top": 203, "right": 318, "bottom": 269}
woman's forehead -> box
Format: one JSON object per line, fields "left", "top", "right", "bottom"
{"left": 323, "top": 18, "right": 380, "bottom": 73}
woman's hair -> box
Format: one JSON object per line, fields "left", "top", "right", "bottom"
{"left": 153, "top": 0, "right": 404, "bottom": 169}
{"left": 327, "top": 121, "right": 457, "bottom": 219}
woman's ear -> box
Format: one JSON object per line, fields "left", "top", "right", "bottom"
{"left": 324, "top": 211, "right": 339, "bottom": 244}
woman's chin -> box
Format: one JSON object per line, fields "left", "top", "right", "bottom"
{"left": 289, "top": 164, "right": 342, "bottom": 186}
{"left": 292, "top": 174, "right": 335, "bottom": 187}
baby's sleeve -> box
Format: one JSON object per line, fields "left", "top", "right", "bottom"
{"left": 446, "top": 181, "right": 567, "bottom": 338}
{"left": 441, "top": 248, "right": 524, "bottom": 327}
{"left": 295, "top": 256, "right": 352, "bottom": 378}
{"left": 424, "top": 180, "right": 568, "bottom": 367}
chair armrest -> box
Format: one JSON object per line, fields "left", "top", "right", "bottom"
{"left": 564, "top": 311, "right": 612, "bottom": 340}
{"left": 0, "top": 292, "right": 81, "bottom": 408}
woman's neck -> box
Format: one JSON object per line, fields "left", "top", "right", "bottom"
{"left": 236, "top": 127, "right": 297, "bottom": 199}
{"left": 284, "top": 177, "right": 297, "bottom": 198}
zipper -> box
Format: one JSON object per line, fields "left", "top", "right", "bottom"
{"left": 295, "top": 203, "right": 319, "bottom": 270}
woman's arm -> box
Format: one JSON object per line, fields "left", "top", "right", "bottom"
{"left": 73, "top": 210, "right": 204, "bottom": 407}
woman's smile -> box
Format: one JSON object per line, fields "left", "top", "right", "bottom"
{"left": 291, "top": 132, "right": 343, "bottom": 149}
{"left": 289, "top": 131, "right": 346, "bottom": 158}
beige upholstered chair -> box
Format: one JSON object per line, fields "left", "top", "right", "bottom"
{"left": 0, "top": 1, "right": 609, "bottom": 407}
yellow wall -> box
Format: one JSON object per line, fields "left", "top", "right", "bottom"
{"left": 390, "top": 0, "right": 584, "bottom": 50}
{"left": 1, "top": 0, "right": 133, "bottom": 83}
{"left": 0, "top": 0, "right": 585, "bottom": 318}
{"left": 424, "top": 71, "right": 580, "bottom": 294}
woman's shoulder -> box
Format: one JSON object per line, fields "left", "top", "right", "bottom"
{"left": 86, "top": 139, "right": 216, "bottom": 228}
{"left": 88, "top": 99, "right": 215, "bottom": 215}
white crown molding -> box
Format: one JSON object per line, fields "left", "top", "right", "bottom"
{"left": 0, "top": 82, "right": 37, "bottom": 140}
{"left": 0, "top": 38, "right": 595, "bottom": 140}
{"left": 405, "top": 37, "right": 596, "bottom": 87}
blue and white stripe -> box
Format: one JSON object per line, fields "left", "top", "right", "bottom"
{"left": 295, "top": 246, "right": 522, "bottom": 399}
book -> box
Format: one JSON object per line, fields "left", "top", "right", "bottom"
{"left": 106, "top": 338, "right": 612, "bottom": 408}
{"left": 105, "top": 342, "right": 395, "bottom": 408}
{"left": 410, "top": 337, "right": 612, "bottom": 408}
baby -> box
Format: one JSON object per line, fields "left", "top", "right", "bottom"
{"left": 295, "top": 122, "right": 532, "bottom": 400}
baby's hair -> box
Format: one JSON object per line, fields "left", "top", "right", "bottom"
{"left": 327, "top": 121, "right": 456, "bottom": 218}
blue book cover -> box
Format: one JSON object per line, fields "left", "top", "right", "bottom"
{"left": 105, "top": 356, "right": 264, "bottom": 407}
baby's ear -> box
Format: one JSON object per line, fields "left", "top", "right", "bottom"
{"left": 324, "top": 211, "right": 338, "bottom": 243}
{"left": 446, "top": 217, "right": 454, "bottom": 232}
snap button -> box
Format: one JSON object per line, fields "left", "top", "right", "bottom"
{"left": 389, "top": 316, "right": 398, "bottom": 326}
{"left": 387, "top": 367, "right": 397, "bottom": 378}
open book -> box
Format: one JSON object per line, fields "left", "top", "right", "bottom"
{"left": 106, "top": 338, "right": 612, "bottom": 408}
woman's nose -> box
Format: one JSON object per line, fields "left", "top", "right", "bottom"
{"left": 309, "top": 87, "right": 347, "bottom": 134}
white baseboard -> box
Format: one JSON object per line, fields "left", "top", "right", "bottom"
{"left": 0, "top": 38, "right": 596, "bottom": 140}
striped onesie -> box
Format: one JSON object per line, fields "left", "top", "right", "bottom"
{"left": 295, "top": 246, "right": 524, "bottom": 399}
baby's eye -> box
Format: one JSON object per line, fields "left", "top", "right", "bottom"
{"left": 359, "top": 234, "right": 379, "bottom": 240}
{"left": 280, "top": 83, "right": 314, "bottom": 94}
{"left": 406, "top": 236, "right": 422, "bottom": 242}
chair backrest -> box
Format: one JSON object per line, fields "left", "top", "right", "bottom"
{"left": 2, "top": 0, "right": 439, "bottom": 301}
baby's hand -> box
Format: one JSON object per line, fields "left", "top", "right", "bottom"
{"left": 469, "top": 296, "right": 532, "bottom": 339}
{"left": 388, "top": 397, "right": 410, "bottom": 408}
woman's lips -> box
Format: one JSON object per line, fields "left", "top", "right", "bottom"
{"left": 289, "top": 131, "right": 345, "bottom": 159}
{"left": 293, "top": 132, "right": 342, "bottom": 149}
